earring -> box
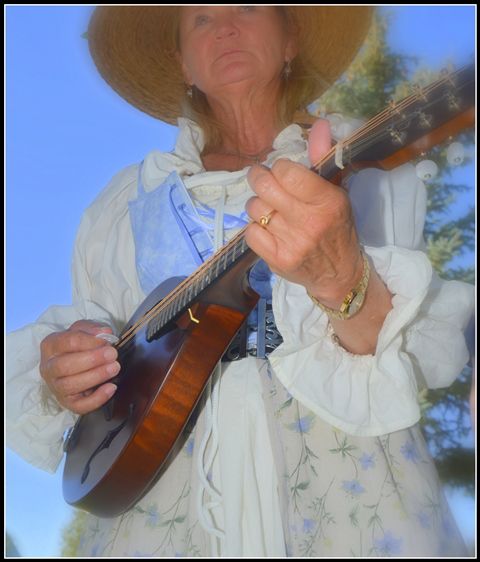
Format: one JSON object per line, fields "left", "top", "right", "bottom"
{"left": 186, "top": 84, "right": 193, "bottom": 98}
{"left": 283, "top": 60, "right": 292, "bottom": 80}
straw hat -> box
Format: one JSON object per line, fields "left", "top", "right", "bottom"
{"left": 87, "top": 6, "right": 374, "bottom": 125}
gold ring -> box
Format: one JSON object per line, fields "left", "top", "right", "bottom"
{"left": 259, "top": 211, "right": 275, "bottom": 228}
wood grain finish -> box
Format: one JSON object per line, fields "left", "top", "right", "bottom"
{"left": 63, "top": 252, "right": 259, "bottom": 517}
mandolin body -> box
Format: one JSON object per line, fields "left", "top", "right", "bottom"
{"left": 63, "top": 250, "right": 259, "bottom": 517}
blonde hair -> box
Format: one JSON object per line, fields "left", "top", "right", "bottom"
{"left": 177, "top": 7, "right": 322, "bottom": 153}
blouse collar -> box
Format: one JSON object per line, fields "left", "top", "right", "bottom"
{"left": 141, "top": 117, "right": 309, "bottom": 191}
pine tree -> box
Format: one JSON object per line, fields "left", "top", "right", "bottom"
{"left": 6, "top": 531, "right": 22, "bottom": 556}
{"left": 60, "top": 509, "right": 88, "bottom": 557}
{"left": 311, "top": 9, "right": 475, "bottom": 493}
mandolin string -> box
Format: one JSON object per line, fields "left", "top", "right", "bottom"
{"left": 360, "top": 67, "right": 469, "bottom": 144}
{"left": 118, "top": 69, "right": 468, "bottom": 348}
{"left": 347, "top": 75, "right": 470, "bottom": 161}
{"left": 117, "top": 226, "right": 249, "bottom": 347}
{"left": 328, "top": 68, "right": 466, "bottom": 158}
{"left": 118, "top": 228, "right": 249, "bottom": 344}
{"left": 318, "top": 73, "right": 453, "bottom": 168}
{"left": 322, "top": 69, "right": 468, "bottom": 168}
{"left": 117, "top": 248, "right": 243, "bottom": 346}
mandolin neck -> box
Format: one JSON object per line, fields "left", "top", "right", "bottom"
{"left": 120, "top": 64, "right": 474, "bottom": 346}
{"left": 312, "top": 64, "right": 475, "bottom": 182}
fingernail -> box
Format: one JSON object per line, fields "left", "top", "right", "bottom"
{"left": 104, "top": 347, "right": 117, "bottom": 361}
{"left": 107, "top": 361, "right": 120, "bottom": 375}
{"left": 104, "top": 384, "right": 117, "bottom": 397}
{"left": 96, "top": 333, "right": 119, "bottom": 344}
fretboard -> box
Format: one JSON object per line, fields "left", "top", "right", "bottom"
{"left": 146, "top": 229, "right": 251, "bottom": 340}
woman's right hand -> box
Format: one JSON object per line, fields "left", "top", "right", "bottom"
{"left": 39, "top": 320, "right": 120, "bottom": 415}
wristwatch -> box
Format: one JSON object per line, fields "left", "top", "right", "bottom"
{"left": 308, "top": 252, "right": 370, "bottom": 321}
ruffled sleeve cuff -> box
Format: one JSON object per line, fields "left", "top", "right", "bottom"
{"left": 6, "top": 300, "right": 115, "bottom": 473}
{"left": 269, "top": 245, "right": 442, "bottom": 437}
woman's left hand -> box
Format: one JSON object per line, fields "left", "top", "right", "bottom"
{"left": 245, "top": 119, "right": 363, "bottom": 308}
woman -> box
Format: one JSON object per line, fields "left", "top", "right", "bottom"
{"left": 7, "top": 6, "right": 473, "bottom": 557}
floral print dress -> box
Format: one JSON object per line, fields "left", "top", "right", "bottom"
{"left": 76, "top": 359, "right": 467, "bottom": 557}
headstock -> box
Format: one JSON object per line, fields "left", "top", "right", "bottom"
{"left": 312, "top": 64, "right": 475, "bottom": 183}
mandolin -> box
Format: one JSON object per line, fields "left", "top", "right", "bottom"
{"left": 63, "top": 64, "right": 475, "bottom": 517}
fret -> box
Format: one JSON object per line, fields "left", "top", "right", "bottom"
{"left": 194, "top": 278, "right": 201, "bottom": 297}
{"left": 203, "top": 269, "right": 211, "bottom": 287}
{"left": 163, "top": 304, "right": 171, "bottom": 324}
{"left": 149, "top": 318, "right": 158, "bottom": 337}
{"left": 172, "top": 300, "right": 180, "bottom": 318}
{"left": 241, "top": 237, "right": 247, "bottom": 254}
{"left": 179, "top": 288, "right": 187, "bottom": 309}
{"left": 240, "top": 236, "right": 247, "bottom": 253}
{"left": 225, "top": 248, "right": 233, "bottom": 269}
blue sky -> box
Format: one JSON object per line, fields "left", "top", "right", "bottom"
{"left": 6, "top": 5, "right": 476, "bottom": 556}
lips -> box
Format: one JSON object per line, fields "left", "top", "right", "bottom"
{"left": 216, "top": 50, "right": 244, "bottom": 61}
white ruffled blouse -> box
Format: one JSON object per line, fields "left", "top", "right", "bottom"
{"left": 6, "top": 117, "right": 473, "bottom": 556}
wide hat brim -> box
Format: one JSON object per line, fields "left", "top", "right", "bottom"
{"left": 88, "top": 6, "right": 374, "bottom": 125}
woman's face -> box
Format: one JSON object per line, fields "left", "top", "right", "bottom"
{"left": 177, "top": 6, "right": 297, "bottom": 97}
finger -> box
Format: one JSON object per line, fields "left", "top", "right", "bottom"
{"left": 267, "top": 119, "right": 332, "bottom": 206}
{"left": 270, "top": 158, "right": 334, "bottom": 206}
{"left": 53, "top": 361, "right": 121, "bottom": 397}
{"left": 48, "top": 344, "right": 118, "bottom": 379}
{"left": 70, "top": 319, "right": 114, "bottom": 336}
{"left": 245, "top": 195, "right": 290, "bottom": 236}
{"left": 41, "top": 328, "right": 111, "bottom": 358}
{"left": 244, "top": 221, "right": 280, "bottom": 267}
{"left": 245, "top": 196, "right": 275, "bottom": 225}
{"left": 308, "top": 118, "right": 332, "bottom": 167}
{"left": 247, "top": 164, "right": 298, "bottom": 218}
{"left": 65, "top": 383, "right": 118, "bottom": 416}
{"left": 245, "top": 196, "right": 273, "bottom": 220}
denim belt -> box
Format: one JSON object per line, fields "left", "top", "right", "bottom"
{"left": 222, "top": 298, "right": 283, "bottom": 361}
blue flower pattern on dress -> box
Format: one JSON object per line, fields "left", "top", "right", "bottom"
{"left": 400, "top": 439, "right": 421, "bottom": 463}
{"left": 359, "top": 452, "right": 376, "bottom": 470}
{"left": 341, "top": 479, "right": 366, "bottom": 497}
{"left": 374, "top": 531, "right": 403, "bottom": 556}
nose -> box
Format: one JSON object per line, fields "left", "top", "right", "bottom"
{"left": 214, "top": 14, "right": 239, "bottom": 40}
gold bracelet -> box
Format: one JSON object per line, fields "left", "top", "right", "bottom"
{"left": 308, "top": 252, "right": 370, "bottom": 320}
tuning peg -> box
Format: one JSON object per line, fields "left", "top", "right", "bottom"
{"left": 416, "top": 160, "right": 438, "bottom": 181}
{"left": 415, "top": 110, "right": 433, "bottom": 129}
{"left": 387, "top": 125, "right": 407, "bottom": 146}
{"left": 446, "top": 91, "right": 461, "bottom": 111}
{"left": 411, "top": 84, "right": 428, "bottom": 102}
{"left": 446, "top": 142, "right": 465, "bottom": 165}
{"left": 441, "top": 67, "right": 457, "bottom": 87}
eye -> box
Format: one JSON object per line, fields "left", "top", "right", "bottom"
{"left": 194, "top": 13, "right": 211, "bottom": 26}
